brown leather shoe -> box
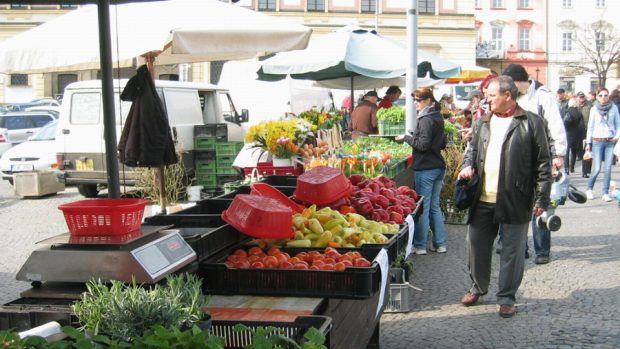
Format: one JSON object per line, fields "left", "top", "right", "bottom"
{"left": 499, "top": 304, "right": 516, "bottom": 318}
{"left": 460, "top": 292, "right": 480, "bottom": 306}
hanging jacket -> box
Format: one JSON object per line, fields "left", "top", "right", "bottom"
{"left": 118, "top": 65, "right": 178, "bottom": 167}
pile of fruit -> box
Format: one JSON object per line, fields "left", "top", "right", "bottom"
{"left": 224, "top": 246, "right": 372, "bottom": 270}
{"left": 250, "top": 205, "right": 400, "bottom": 249}
{"left": 336, "top": 174, "right": 419, "bottom": 224}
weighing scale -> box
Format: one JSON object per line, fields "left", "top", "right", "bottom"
{"left": 16, "top": 225, "right": 197, "bottom": 287}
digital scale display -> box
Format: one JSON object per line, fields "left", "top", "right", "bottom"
{"left": 132, "top": 232, "right": 195, "bottom": 277}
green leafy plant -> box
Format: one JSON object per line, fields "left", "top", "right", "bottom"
{"left": 391, "top": 254, "right": 414, "bottom": 282}
{"left": 376, "top": 106, "right": 405, "bottom": 124}
{"left": 440, "top": 144, "right": 466, "bottom": 202}
{"left": 72, "top": 273, "right": 209, "bottom": 341}
{"left": 233, "top": 324, "right": 327, "bottom": 349}
{"left": 135, "top": 149, "right": 189, "bottom": 205}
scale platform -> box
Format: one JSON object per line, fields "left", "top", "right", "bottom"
{"left": 16, "top": 225, "right": 197, "bottom": 285}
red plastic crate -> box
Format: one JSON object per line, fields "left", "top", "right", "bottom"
{"left": 243, "top": 162, "right": 303, "bottom": 177}
{"left": 58, "top": 199, "right": 149, "bottom": 236}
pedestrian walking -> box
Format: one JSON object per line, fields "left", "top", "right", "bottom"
{"left": 576, "top": 91, "right": 593, "bottom": 177}
{"left": 501, "top": 63, "right": 567, "bottom": 264}
{"left": 563, "top": 98, "right": 586, "bottom": 174}
{"left": 395, "top": 87, "right": 448, "bottom": 255}
{"left": 585, "top": 87, "right": 620, "bottom": 202}
{"left": 457, "top": 76, "right": 552, "bottom": 318}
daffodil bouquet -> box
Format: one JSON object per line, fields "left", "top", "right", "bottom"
{"left": 244, "top": 118, "right": 313, "bottom": 159}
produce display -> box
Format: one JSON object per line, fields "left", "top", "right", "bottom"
{"left": 249, "top": 204, "right": 400, "bottom": 249}
{"left": 341, "top": 174, "right": 419, "bottom": 224}
{"left": 224, "top": 246, "right": 372, "bottom": 270}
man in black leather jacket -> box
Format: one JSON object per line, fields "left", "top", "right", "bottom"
{"left": 457, "top": 76, "right": 552, "bottom": 318}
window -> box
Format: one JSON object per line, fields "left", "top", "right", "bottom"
{"left": 596, "top": 0, "right": 605, "bottom": 8}
{"left": 10, "top": 74, "right": 28, "bottom": 86}
{"left": 70, "top": 93, "right": 100, "bottom": 125}
{"left": 30, "top": 115, "right": 54, "bottom": 127}
{"left": 418, "top": 0, "right": 435, "bottom": 14}
{"left": 491, "top": 0, "right": 503, "bottom": 8}
{"left": 519, "top": 27, "right": 531, "bottom": 51}
{"left": 10, "top": 4, "right": 28, "bottom": 9}
{"left": 562, "top": 32, "right": 573, "bottom": 52}
{"left": 258, "top": 0, "right": 276, "bottom": 11}
{"left": 475, "top": 0, "right": 482, "bottom": 8}
{"left": 518, "top": 0, "right": 530, "bottom": 8}
{"left": 595, "top": 32, "right": 605, "bottom": 51}
{"left": 307, "top": 0, "right": 324, "bottom": 11}
{"left": 4, "top": 116, "right": 32, "bottom": 130}
{"left": 361, "top": 0, "right": 376, "bottom": 13}
{"left": 60, "top": 4, "right": 78, "bottom": 8}
{"left": 562, "top": 0, "right": 572, "bottom": 8}
{"left": 491, "top": 27, "right": 503, "bottom": 51}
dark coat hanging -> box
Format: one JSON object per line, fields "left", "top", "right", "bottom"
{"left": 118, "top": 64, "right": 178, "bottom": 167}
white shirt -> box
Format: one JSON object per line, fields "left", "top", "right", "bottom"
{"left": 516, "top": 81, "right": 567, "bottom": 157}
{"left": 481, "top": 115, "right": 513, "bottom": 203}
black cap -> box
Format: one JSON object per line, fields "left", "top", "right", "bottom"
{"left": 502, "top": 63, "right": 529, "bottom": 82}
{"left": 577, "top": 91, "right": 586, "bottom": 97}
{"left": 364, "top": 91, "right": 379, "bottom": 99}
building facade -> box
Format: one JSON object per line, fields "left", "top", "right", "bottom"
{"left": 547, "top": 0, "right": 620, "bottom": 94}
{"left": 475, "top": 0, "right": 548, "bottom": 83}
{"left": 0, "top": 1, "right": 477, "bottom": 104}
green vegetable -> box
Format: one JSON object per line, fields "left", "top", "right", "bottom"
{"left": 376, "top": 106, "right": 405, "bottom": 124}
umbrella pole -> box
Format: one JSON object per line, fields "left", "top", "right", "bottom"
{"left": 146, "top": 55, "right": 167, "bottom": 215}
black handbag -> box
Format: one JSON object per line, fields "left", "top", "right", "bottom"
{"left": 454, "top": 173, "right": 480, "bottom": 210}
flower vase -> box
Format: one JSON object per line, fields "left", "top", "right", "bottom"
{"left": 272, "top": 157, "right": 293, "bottom": 167}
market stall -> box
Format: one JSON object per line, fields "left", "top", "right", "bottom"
{"left": 1, "top": 166, "right": 422, "bottom": 348}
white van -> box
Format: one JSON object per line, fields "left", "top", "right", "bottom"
{"left": 55, "top": 79, "right": 247, "bottom": 197}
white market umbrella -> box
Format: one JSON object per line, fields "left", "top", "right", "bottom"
{"left": 0, "top": 0, "right": 312, "bottom": 74}
{"left": 312, "top": 75, "right": 444, "bottom": 90}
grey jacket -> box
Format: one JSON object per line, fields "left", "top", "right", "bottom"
{"left": 461, "top": 105, "right": 552, "bottom": 224}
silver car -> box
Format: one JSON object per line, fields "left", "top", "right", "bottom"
{"left": 0, "top": 111, "right": 56, "bottom": 157}
{"left": 0, "top": 120, "right": 58, "bottom": 184}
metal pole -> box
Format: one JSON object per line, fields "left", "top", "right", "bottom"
{"left": 405, "top": 0, "right": 418, "bottom": 132}
{"left": 97, "top": 0, "right": 121, "bottom": 198}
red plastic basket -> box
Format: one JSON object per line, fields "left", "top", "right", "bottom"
{"left": 58, "top": 199, "right": 149, "bottom": 236}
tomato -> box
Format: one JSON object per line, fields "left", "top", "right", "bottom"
{"left": 341, "top": 260, "right": 353, "bottom": 267}
{"left": 250, "top": 261, "right": 265, "bottom": 269}
{"left": 233, "top": 249, "right": 248, "bottom": 258}
{"left": 295, "top": 252, "right": 309, "bottom": 262}
{"left": 307, "top": 251, "right": 321, "bottom": 260}
{"left": 226, "top": 255, "right": 240, "bottom": 263}
{"left": 274, "top": 253, "right": 289, "bottom": 264}
{"left": 248, "top": 255, "right": 261, "bottom": 263}
{"left": 293, "top": 263, "right": 309, "bottom": 270}
{"left": 312, "top": 259, "right": 325, "bottom": 268}
{"left": 267, "top": 247, "right": 282, "bottom": 256}
{"left": 320, "top": 264, "right": 334, "bottom": 271}
{"left": 324, "top": 247, "right": 337, "bottom": 254}
{"left": 280, "top": 261, "right": 294, "bottom": 269}
{"left": 354, "top": 258, "right": 371, "bottom": 267}
{"left": 289, "top": 257, "right": 303, "bottom": 265}
{"left": 248, "top": 247, "right": 264, "bottom": 256}
{"left": 345, "top": 251, "right": 362, "bottom": 260}
{"left": 325, "top": 250, "right": 341, "bottom": 260}
{"left": 263, "top": 256, "right": 279, "bottom": 268}
{"left": 334, "top": 262, "right": 347, "bottom": 271}
{"left": 337, "top": 254, "right": 352, "bottom": 263}
{"left": 234, "top": 260, "right": 250, "bottom": 269}
{"left": 323, "top": 257, "right": 336, "bottom": 265}
{"left": 309, "top": 265, "right": 320, "bottom": 270}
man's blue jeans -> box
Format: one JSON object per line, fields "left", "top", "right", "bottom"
{"left": 414, "top": 168, "right": 447, "bottom": 250}
{"left": 587, "top": 140, "right": 615, "bottom": 194}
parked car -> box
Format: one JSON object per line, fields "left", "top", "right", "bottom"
{"left": 6, "top": 98, "right": 60, "bottom": 112}
{"left": 23, "top": 106, "right": 61, "bottom": 119}
{"left": 0, "top": 111, "right": 57, "bottom": 156}
{"left": 0, "top": 120, "right": 58, "bottom": 185}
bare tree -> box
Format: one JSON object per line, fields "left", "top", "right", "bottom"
{"left": 563, "top": 20, "right": 620, "bottom": 88}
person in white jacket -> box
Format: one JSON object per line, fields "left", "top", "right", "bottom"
{"left": 499, "top": 64, "right": 568, "bottom": 265}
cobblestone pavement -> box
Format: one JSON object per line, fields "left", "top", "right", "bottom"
{"left": 1, "top": 165, "right": 620, "bottom": 348}
{"left": 381, "top": 164, "right": 620, "bottom": 348}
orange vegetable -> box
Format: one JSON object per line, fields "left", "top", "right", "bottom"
{"left": 339, "top": 205, "right": 357, "bottom": 215}
{"left": 327, "top": 241, "right": 342, "bottom": 248}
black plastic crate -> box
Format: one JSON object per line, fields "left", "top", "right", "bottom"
{"left": 217, "top": 174, "right": 242, "bottom": 186}
{"left": 144, "top": 213, "right": 226, "bottom": 228}
{"left": 195, "top": 150, "right": 217, "bottom": 162}
{"left": 0, "top": 298, "right": 79, "bottom": 332}
{"left": 211, "top": 315, "right": 331, "bottom": 349}
{"left": 199, "top": 245, "right": 382, "bottom": 299}
{"left": 173, "top": 198, "right": 233, "bottom": 215}
{"left": 260, "top": 175, "right": 298, "bottom": 187}
{"left": 216, "top": 185, "right": 296, "bottom": 199}
{"left": 177, "top": 225, "right": 247, "bottom": 263}
{"left": 195, "top": 123, "right": 228, "bottom": 138}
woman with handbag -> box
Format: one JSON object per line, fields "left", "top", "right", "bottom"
{"left": 585, "top": 88, "right": 620, "bottom": 202}
{"left": 395, "top": 88, "right": 448, "bottom": 254}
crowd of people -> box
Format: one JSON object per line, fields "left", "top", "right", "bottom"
{"left": 344, "top": 64, "right": 619, "bottom": 319}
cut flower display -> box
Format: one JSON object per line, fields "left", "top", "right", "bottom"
{"left": 244, "top": 118, "right": 313, "bottom": 159}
